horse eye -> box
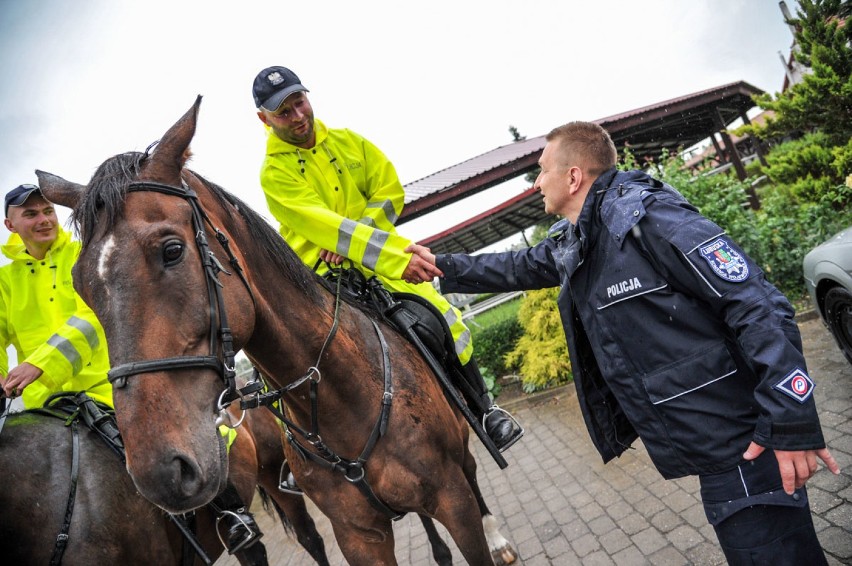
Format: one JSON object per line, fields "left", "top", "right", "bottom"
{"left": 163, "top": 242, "right": 184, "bottom": 266}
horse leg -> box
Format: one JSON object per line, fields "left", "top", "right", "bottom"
{"left": 463, "top": 446, "right": 518, "bottom": 565}
{"left": 462, "top": 442, "right": 518, "bottom": 565}
{"left": 329, "top": 516, "right": 398, "bottom": 566}
{"left": 428, "top": 470, "right": 497, "bottom": 566}
{"left": 418, "top": 514, "right": 453, "bottom": 566}
{"left": 260, "top": 486, "right": 330, "bottom": 566}
{"left": 248, "top": 409, "right": 330, "bottom": 565}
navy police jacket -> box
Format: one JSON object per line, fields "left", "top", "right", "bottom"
{"left": 437, "top": 168, "right": 825, "bottom": 479}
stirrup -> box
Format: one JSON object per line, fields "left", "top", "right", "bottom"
{"left": 483, "top": 405, "right": 525, "bottom": 453}
{"left": 278, "top": 460, "right": 303, "bottom": 495}
{"left": 216, "top": 509, "right": 261, "bottom": 554}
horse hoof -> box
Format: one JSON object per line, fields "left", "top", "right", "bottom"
{"left": 491, "top": 544, "right": 518, "bottom": 565}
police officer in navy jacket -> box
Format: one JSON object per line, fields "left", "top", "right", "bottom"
{"left": 405, "top": 121, "right": 840, "bottom": 565}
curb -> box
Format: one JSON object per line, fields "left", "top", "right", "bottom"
{"left": 499, "top": 383, "right": 575, "bottom": 412}
{"left": 795, "top": 308, "right": 820, "bottom": 323}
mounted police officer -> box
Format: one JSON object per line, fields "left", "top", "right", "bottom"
{"left": 406, "top": 121, "right": 841, "bottom": 565}
{"left": 251, "top": 65, "right": 524, "bottom": 464}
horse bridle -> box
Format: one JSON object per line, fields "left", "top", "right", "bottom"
{"left": 102, "top": 179, "right": 402, "bottom": 519}
{"left": 105, "top": 180, "right": 255, "bottom": 426}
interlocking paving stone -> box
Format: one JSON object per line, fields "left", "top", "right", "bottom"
{"left": 215, "top": 317, "right": 852, "bottom": 565}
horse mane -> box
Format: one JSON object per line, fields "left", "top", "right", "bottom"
{"left": 71, "top": 151, "right": 329, "bottom": 303}
{"left": 74, "top": 151, "right": 146, "bottom": 246}
{"left": 190, "top": 173, "right": 329, "bottom": 302}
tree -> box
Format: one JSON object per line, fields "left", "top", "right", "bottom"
{"left": 743, "top": 0, "right": 852, "bottom": 145}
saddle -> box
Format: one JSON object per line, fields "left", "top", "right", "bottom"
{"left": 36, "top": 392, "right": 125, "bottom": 460}
{"left": 322, "top": 266, "right": 454, "bottom": 371}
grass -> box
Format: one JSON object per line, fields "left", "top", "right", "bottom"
{"left": 466, "top": 297, "right": 522, "bottom": 338}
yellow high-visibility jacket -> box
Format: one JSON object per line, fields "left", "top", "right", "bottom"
{"left": 0, "top": 228, "right": 113, "bottom": 408}
{"left": 260, "top": 119, "right": 473, "bottom": 363}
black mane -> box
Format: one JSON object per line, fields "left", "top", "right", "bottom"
{"left": 70, "top": 152, "right": 328, "bottom": 302}
{"left": 74, "top": 151, "right": 145, "bottom": 246}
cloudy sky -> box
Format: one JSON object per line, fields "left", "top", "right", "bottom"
{"left": 1, "top": 0, "right": 796, "bottom": 246}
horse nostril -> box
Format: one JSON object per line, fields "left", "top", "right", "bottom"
{"left": 171, "top": 454, "right": 203, "bottom": 499}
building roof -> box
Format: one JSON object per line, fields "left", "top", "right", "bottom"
{"left": 418, "top": 186, "right": 558, "bottom": 255}
{"left": 399, "top": 81, "right": 764, "bottom": 253}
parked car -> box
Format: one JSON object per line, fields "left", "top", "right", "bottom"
{"left": 803, "top": 226, "right": 852, "bottom": 364}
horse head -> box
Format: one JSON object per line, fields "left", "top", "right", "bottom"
{"left": 38, "top": 97, "right": 258, "bottom": 513}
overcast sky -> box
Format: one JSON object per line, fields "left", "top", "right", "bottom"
{"left": 1, "top": 0, "right": 796, "bottom": 247}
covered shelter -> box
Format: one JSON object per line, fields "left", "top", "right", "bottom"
{"left": 400, "top": 80, "right": 765, "bottom": 255}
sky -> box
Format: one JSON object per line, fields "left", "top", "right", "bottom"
{"left": 0, "top": 0, "right": 798, "bottom": 249}
{"left": 0, "top": 0, "right": 799, "bottom": 373}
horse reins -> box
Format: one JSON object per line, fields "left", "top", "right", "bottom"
{"left": 106, "top": 180, "right": 254, "bottom": 418}
{"left": 240, "top": 272, "right": 402, "bottom": 519}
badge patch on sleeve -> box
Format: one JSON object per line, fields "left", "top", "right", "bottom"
{"left": 774, "top": 368, "right": 815, "bottom": 403}
{"left": 698, "top": 238, "right": 749, "bottom": 282}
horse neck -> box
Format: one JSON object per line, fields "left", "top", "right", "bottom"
{"left": 190, "top": 184, "right": 382, "bottom": 420}
{"left": 240, "top": 254, "right": 385, "bottom": 423}
{"left": 225, "top": 227, "right": 355, "bottom": 381}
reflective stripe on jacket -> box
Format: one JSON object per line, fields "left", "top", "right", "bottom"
{"left": 0, "top": 228, "right": 113, "bottom": 408}
{"left": 260, "top": 119, "right": 472, "bottom": 363}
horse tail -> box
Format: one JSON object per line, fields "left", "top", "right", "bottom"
{"left": 255, "top": 486, "right": 295, "bottom": 535}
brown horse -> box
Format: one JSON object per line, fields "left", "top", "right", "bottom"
{"left": 39, "top": 97, "right": 517, "bottom": 565}
{"left": 0, "top": 396, "right": 329, "bottom": 565}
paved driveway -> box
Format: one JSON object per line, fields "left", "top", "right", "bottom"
{"left": 218, "top": 317, "right": 852, "bottom": 565}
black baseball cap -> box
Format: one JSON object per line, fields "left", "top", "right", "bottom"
{"left": 4, "top": 184, "right": 42, "bottom": 217}
{"left": 252, "top": 66, "right": 309, "bottom": 111}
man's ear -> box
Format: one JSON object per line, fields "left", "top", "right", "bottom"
{"left": 257, "top": 111, "right": 270, "bottom": 126}
{"left": 4, "top": 217, "right": 15, "bottom": 232}
{"left": 568, "top": 166, "right": 585, "bottom": 194}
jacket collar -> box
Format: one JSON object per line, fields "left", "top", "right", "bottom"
{"left": 574, "top": 168, "right": 619, "bottom": 246}
{"left": 265, "top": 118, "right": 329, "bottom": 154}
{"left": 2, "top": 227, "right": 71, "bottom": 263}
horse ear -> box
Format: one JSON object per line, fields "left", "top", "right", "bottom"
{"left": 148, "top": 95, "right": 202, "bottom": 180}
{"left": 36, "top": 170, "right": 86, "bottom": 210}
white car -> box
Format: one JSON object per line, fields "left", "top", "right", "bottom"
{"left": 803, "top": 226, "right": 852, "bottom": 364}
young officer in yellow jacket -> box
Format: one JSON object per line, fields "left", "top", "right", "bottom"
{"left": 1, "top": 184, "right": 112, "bottom": 408}
{"left": 253, "top": 66, "right": 523, "bottom": 455}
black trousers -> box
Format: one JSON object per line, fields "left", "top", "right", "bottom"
{"left": 699, "top": 450, "right": 827, "bottom": 565}
{"left": 713, "top": 501, "right": 826, "bottom": 565}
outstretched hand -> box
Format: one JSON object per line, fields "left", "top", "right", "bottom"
{"left": 403, "top": 244, "right": 443, "bottom": 284}
{"left": 743, "top": 441, "right": 841, "bottom": 494}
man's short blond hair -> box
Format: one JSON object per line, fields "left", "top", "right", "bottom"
{"left": 545, "top": 121, "right": 617, "bottom": 177}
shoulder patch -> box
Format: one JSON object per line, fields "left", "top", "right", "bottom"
{"left": 774, "top": 368, "right": 815, "bottom": 403}
{"left": 698, "top": 238, "right": 749, "bottom": 282}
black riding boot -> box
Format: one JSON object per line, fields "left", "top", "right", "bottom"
{"left": 211, "top": 482, "right": 265, "bottom": 558}
{"left": 458, "top": 358, "right": 524, "bottom": 452}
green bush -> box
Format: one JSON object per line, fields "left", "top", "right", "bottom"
{"left": 505, "top": 288, "right": 572, "bottom": 393}
{"left": 471, "top": 316, "right": 523, "bottom": 381}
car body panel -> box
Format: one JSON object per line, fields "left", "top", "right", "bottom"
{"left": 803, "top": 226, "right": 852, "bottom": 320}
{"left": 803, "top": 226, "right": 852, "bottom": 364}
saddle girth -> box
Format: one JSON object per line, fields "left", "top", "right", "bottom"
{"left": 323, "top": 267, "right": 508, "bottom": 468}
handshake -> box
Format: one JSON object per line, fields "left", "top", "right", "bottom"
{"left": 402, "top": 244, "right": 443, "bottom": 284}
